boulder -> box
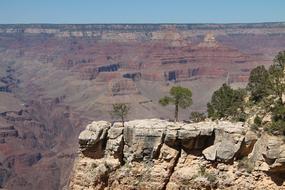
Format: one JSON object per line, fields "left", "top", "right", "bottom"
{"left": 249, "top": 134, "right": 285, "bottom": 172}
{"left": 202, "top": 143, "right": 217, "bottom": 161}
{"left": 123, "top": 119, "right": 169, "bottom": 162}
{"left": 202, "top": 122, "right": 246, "bottom": 162}
{"left": 164, "top": 127, "right": 179, "bottom": 148}
{"left": 78, "top": 121, "right": 111, "bottom": 158}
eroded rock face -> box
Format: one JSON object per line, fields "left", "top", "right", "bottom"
{"left": 249, "top": 134, "right": 285, "bottom": 172}
{"left": 203, "top": 124, "right": 246, "bottom": 162}
{"left": 69, "top": 119, "right": 285, "bottom": 189}
{"left": 79, "top": 121, "right": 111, "bottom": 159}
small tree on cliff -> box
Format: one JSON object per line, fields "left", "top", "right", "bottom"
{"left": 159, "top": 86, "right": 192, "bottom": 122}
{"left": 110, "top": 103, "right": 130, "bottom": 127}
{"left": 207, "top": 84, "right": 246, "bottom": 121}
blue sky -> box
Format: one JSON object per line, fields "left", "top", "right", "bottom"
{"left": 0, "top": 0, "right": 284, "bottom": 24}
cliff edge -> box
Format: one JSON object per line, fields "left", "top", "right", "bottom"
{"left": 69, "top": 119, "right": 285, "bottom": 189}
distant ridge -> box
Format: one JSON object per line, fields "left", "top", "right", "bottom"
{"left": 0, "top": 22, "right": 285, "bottom": 30}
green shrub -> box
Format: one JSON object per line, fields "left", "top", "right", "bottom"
{"left": 190, "top": 112, "right": 206, "bottom": 122}
{"left": 268, "top": 51, "right": 285, "bottom": 105}
{"left": 272, "top": 103, "right": 285, "bottom": 121}
{"left": 237, "top": 157, "right": 254, "bottom": 173}
{"left": 197, "top": 165, "right": 217, "bottom": 184}
{"left": 247, "top": 65, "right": 271, "bottom": 102}
{"left": 205, "top": 172, "right": 217, "bottom": 183}
{"left": 268, "top": 120, "right": 285, "bottom": 135}
{"left": 234, "top": 111, "right": 247, "bottom": 122}
{"left": 207, "top": 84, "right": 247, "bottom": 121}
{"left": 254, "top": 116, "right": 262, "bottom": 125}
{"left": 267, "top": 103, "right": 285, "bottom": 135}
{"left": 198, "top": 165, "right": 206, "bottom": 176}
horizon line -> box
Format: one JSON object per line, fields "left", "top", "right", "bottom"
{"left": 0, "top": 21, "right": 285, "bottom": 25}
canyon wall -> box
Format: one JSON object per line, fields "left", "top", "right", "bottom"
{"left": 69, "top": 119, "right": 285, "bottom": 190}
{"left": 0, "top": 23, "right": 285, "bottom": 189}
{"left": 1, "top": 23, "right": 285, "bottom": 38}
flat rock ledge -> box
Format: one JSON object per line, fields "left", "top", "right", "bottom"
{"left": 69, "top": 119, "right": 285, "bottom": 190}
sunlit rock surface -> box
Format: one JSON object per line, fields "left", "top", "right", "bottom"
{"left": 70, "top": 119, "right": 285, "bottom": 189}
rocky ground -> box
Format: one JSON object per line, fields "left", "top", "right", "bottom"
{"left": 69, "top": 119, "right": 285, "bottom": 190}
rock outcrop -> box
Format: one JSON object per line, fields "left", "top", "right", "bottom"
{"left": 198, "top": 32, "right": 219, "bottom": 48}
{"left": 69, "top": 119, "right": 285, "bottom": 189}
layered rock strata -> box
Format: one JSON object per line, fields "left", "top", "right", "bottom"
{"left": 69, "top": 119, "right": 285, "bottom": 189}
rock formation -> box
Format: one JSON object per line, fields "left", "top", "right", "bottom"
{"left": 198, "top": 32, "right": 219, "bottom": 48}
{"left": 1, "top": 23, "right": 285, "bottom": 189}
{"left": 69, "top": 119, "right": 285, "bottom": 189}
{"left": 108, "top": 79, "right": 140, "bottom": 96}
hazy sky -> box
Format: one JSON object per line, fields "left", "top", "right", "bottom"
{"left": 0, "top": 0, "right": 284, "bottom": 24}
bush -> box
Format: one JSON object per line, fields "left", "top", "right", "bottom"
{"left": 235, "top": 111, "right": 247, "bottom": 122}
{"left": 267, "top": 103, "right": 285, "bottom": 135}
{"left": 198, "top": 165, "right": 206, "bottom": 176}
{"left": 205, "top": 172, "right": 217, "bottom": 184}
{"left": 268, "top": 120, "right": 285, "bottom": 135}
{"left": 237, "top": 157, "right": 254, "bottom": 173}
{"left": 196, "top": 165, "right": 217, "bottom": 184}
{"left": 207, "top": 84, "right": 247, "bottom": 121}
{"left": 268, "top": 51, "right": 285, "bottom": 105}
{"left": 254, "top": 115, "right": 262, "bottom": 125}
{"left": 247, "top": 65, "right": 271, "bottom": 102}
{"left": 272, "top": 103, "right": 285, "bottom": 121}
{"left": 250, "top": 115, "right": 262, "bottom": 131}
{"left": 190, "top": 112, "right": 206, "bottom": 122}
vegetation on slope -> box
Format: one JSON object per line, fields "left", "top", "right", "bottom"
{"left": 207, "top": 51, "right": 285, "bottom": 135}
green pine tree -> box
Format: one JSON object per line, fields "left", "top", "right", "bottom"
{"left": 159, "top": 86, "right": 192, "bottom": 122}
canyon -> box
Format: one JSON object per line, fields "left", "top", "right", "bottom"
{"left": 0, "top": 23, "right": 285, "bottom": 189}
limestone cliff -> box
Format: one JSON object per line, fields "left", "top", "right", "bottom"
{"left": 69, "top": 119, "right": 285, "bottom": 189}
